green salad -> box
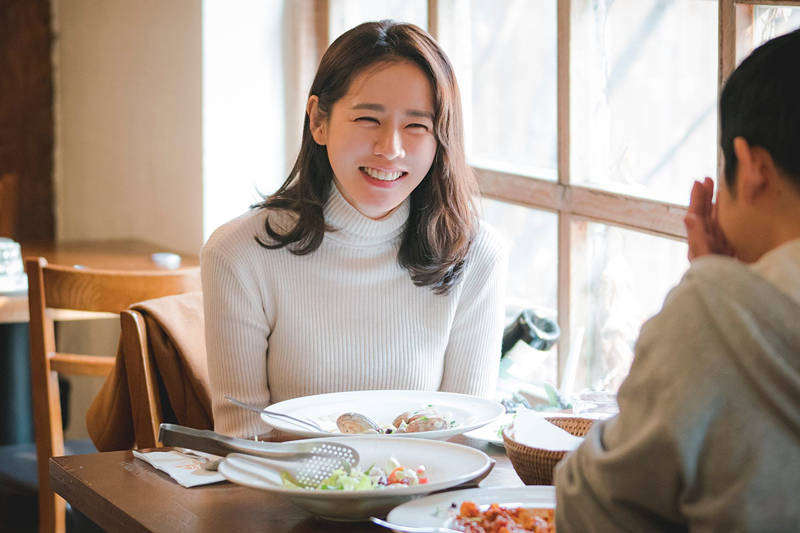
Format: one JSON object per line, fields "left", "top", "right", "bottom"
{"left": 281, "top": 457, "right": 428, "bottom": 491}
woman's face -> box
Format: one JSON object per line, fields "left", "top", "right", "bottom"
{"left": 308, "top": 60, "right": 437, "bottom": 220}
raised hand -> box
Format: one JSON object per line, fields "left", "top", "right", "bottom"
{"left": 683, "top": 177, "right": 735, "bottom": 261}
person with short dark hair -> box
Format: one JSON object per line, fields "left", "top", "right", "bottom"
{"left": 555, "top": 28, "right": 800, "bottom": 532}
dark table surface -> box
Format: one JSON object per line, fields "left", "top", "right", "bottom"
{"left": 50, "top": 435, "right": 526, "bottom": 533}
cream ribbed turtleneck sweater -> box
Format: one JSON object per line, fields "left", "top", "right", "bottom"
{"left": 201, "top": 185, "right": 508, "bottom": 438}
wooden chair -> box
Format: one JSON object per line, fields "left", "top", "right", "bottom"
{"left": 118, "top": 287, "right": 210, "bottom": 450}
{"left": 121, "top": 308, "right": 166, "bottom": 449}
{"left": 26, "top": 257, "right": 201, "bottom": 533}
{"left": 0, "top": 172, "right": 18, "bottom": 238}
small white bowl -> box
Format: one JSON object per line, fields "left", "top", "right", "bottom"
{"left": 150, "top": 252, "right": 182, "bottom": 269}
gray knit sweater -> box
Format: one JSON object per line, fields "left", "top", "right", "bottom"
{"left": 555, "top": 243, "right": 800, "bottom": 532}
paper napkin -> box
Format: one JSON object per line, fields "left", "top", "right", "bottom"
{"left": 133, "top": 449, "right": 225, "bottom": 487}
{"left": 511, "top": 410, "right": 585, "bottom": 451}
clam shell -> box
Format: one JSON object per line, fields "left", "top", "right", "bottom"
{"left": 336, "top": 412, "right": 382, "bottom": 434}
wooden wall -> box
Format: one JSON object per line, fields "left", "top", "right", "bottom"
{"left": 0, "top": 0, "right": 54, "bottom": 241}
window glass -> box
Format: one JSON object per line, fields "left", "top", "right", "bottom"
{"left": 328, "top": 0, "right": 427, "bottom": 42}
{"left": 570, "top": 0, "right": 718, "bottom": 204}
{"left": 480, "top": 198, "right": 558, "bottom": 390}
{"left": 463, "top": 0, "right": 558, "bottom": 180}
{"left": 736, "top": 5, "right": 800, "bottom": 63}
{"left": 568, "top": 221, "right": 687, "bottom": 395}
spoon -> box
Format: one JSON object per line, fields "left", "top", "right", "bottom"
{"left": 370, "top": 517, "right": 460, "bottom": 533}
{"left": 224, "top": 395, "right": 329, "bottom": 433}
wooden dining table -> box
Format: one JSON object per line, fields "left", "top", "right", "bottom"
{"left": 50, "top": 434, "right": 526, "bottom": 533}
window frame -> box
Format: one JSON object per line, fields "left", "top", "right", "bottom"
{"left": 307, "top": 0, "right": 800, "bottom": 384}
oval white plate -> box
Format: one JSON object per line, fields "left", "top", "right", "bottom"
{"left": 386, "top": 485, "right": 555, "bottom": 528}
{"left": 263, "top": 390, "right": 505, "bottom": 440}
{"left": 217, "top": 435, "right": 495, "bottom": 521}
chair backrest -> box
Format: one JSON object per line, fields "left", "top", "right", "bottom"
{"left": 120, "top": 308, "right": 165, "bottom": 449}
{"left": 26, "top": 256, "right": 201, "bottom": 533}
{"left": 0, "top": 172, "right": 18, "bottom": 238}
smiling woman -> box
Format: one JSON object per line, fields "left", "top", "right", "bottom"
{"left": 201, "top": 20, "right": 509, "bottom": 439}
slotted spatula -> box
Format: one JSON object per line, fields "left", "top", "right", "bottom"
{"left": 158, "top": 423, "right": 359, "bottom": 488}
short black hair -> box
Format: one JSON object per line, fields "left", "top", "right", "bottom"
{"left": 720, "top": 28, "right": 800, "bottom": 189}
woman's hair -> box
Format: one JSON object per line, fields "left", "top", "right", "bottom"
{"left": 254, "top": 20, "right": 478, "bottom": 295}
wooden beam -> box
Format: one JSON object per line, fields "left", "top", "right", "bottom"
{"left": 476, "top": 168, "right": 688, "bottom": 240}
{"left": 735, "top": 0, "right": 800, "bottom": 5}
{"left": 720, "top": 0, "right": 737, "bottom": 88}
{"left": 49, "top": 354, "right": 114, "bottom": 377}
{"left": 428, "top": 0, "right": 439, "bottom": 38}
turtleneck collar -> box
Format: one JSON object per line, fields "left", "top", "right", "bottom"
{"left": 323, "top": 183, "right": 410, "bottom": 246}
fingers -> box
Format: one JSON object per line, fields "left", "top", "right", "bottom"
{"left": 684, "top": 212, "right": 712, "bottom": 261}
{"left": 688, "top": 178, "right": 714, "bottom": 219}
{"left": 688, "top": 180, "right": 706, "bottom": 216}
{"left": 701, "top": 177, "right": 715, "bottom": 217}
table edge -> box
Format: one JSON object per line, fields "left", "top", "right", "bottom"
{"left": 50, "top": 454, "right": 151, "bottom": 533}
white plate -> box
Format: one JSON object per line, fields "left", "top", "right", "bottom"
{"left": 263, "top": 390, "right": 505, "bottom": 440}
{"left": 386, "top": 485, "right": 556, "bottom": 528}
{"left": 217, "top": 435, "right": 495, "bottom": 521}
{"left": 463, "top": 412, "right": 516, "bottom": 447}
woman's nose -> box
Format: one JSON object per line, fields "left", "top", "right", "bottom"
{"left": 373, "top": 127, "right": 405, "bottom": 160}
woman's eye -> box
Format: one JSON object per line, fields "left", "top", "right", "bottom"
{"left": 355, "top": 117, "right": 379, "bottom": 124}
{"left": 407, "top": 123, "right": 429, "bottom": 131}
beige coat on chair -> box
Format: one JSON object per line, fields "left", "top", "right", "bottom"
{"left": 87, "top": 291, "right": 212, "bottom": 451}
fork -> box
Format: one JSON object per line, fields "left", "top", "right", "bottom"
{"left": 369, "top": 517, "right": 460, "bottom": 533}
{"left": 224, "top": 395, "right": 329, "bottom": 433}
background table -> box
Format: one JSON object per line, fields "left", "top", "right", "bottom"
{"left": 50, "top": 435, "right": 524, "bottom": 533}
{"left": 0, "top": 240, "right": 198, "bottom": 444}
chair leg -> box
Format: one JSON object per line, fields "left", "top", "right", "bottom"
{"left": 38, "top": 481, "right": 66, "bottom": 533}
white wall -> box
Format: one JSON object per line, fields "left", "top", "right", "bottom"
{"left": 52, "top": 0, "right": 203, "bottom": 254}
{"left": 50, "top": 0, "right": 291, "bottom": 438}
{"left": 202, "top": 0, "right": 287, "bottom": 240}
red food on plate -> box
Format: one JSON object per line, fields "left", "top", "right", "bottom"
{"left": 453, "top": 501, "right": 555, "bottom": 533}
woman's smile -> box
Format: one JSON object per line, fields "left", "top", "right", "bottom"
{"left": 360, "top": 166, "right": 407, "bottom": 185}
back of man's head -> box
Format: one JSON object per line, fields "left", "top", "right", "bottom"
{"left": 721, "top": 28, "right": 800, "bottom": 189}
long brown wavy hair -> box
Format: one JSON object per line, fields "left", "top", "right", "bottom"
{"left": 254, "top": 20, "right": 478, "bottom": 295}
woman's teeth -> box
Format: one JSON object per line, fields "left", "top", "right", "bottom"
{"left": 362, "top": 167, "right": 403, "bottom": 181}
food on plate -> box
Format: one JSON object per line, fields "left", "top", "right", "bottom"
{"left": 336, "top": 412, "right": 383, "bottom": 434}
{"left": 452, "top": 501, "right": 555, "bottom": 533}
{"left": 280, "top": 456, "right": 428, "bottom": 491}
{"left": 334, "top": 405, "right": 456, "bottom": 434}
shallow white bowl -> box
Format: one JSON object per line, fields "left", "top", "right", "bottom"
{"left": 386, "top": 486, "right": 556, "bottom": 528}
{"left": 217, "top": 435, "right": 495, "bottom": 521}
{"left": 262, "top": 389, "right": 505, "bottom": 440}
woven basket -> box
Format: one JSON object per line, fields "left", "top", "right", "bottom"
{"left": 503, "top": 416, "right": 595, "bottom": 485}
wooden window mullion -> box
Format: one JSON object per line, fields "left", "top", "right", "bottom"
{"left": 556, "top": 0, "right": 571, "bottom": 384}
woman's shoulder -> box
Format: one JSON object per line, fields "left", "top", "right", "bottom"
{"left": 203, "top": 209, "right": 266, "bottom": 254}
{"left": 203, "top": 206, "right": 297, "bottom": 256}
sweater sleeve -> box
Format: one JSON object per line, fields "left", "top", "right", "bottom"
{"left": 438, "top": 224, "right": 508, "bottom": 398}
{"left": 201, "top": 227, "right": 273, "bottom": 438}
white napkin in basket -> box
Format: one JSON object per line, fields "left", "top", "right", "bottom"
{"left": 133, "top": 450, "right": 225, "bottom": 487}
{"left": 511, "top": 410, "right": 585, "bottom": 451}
